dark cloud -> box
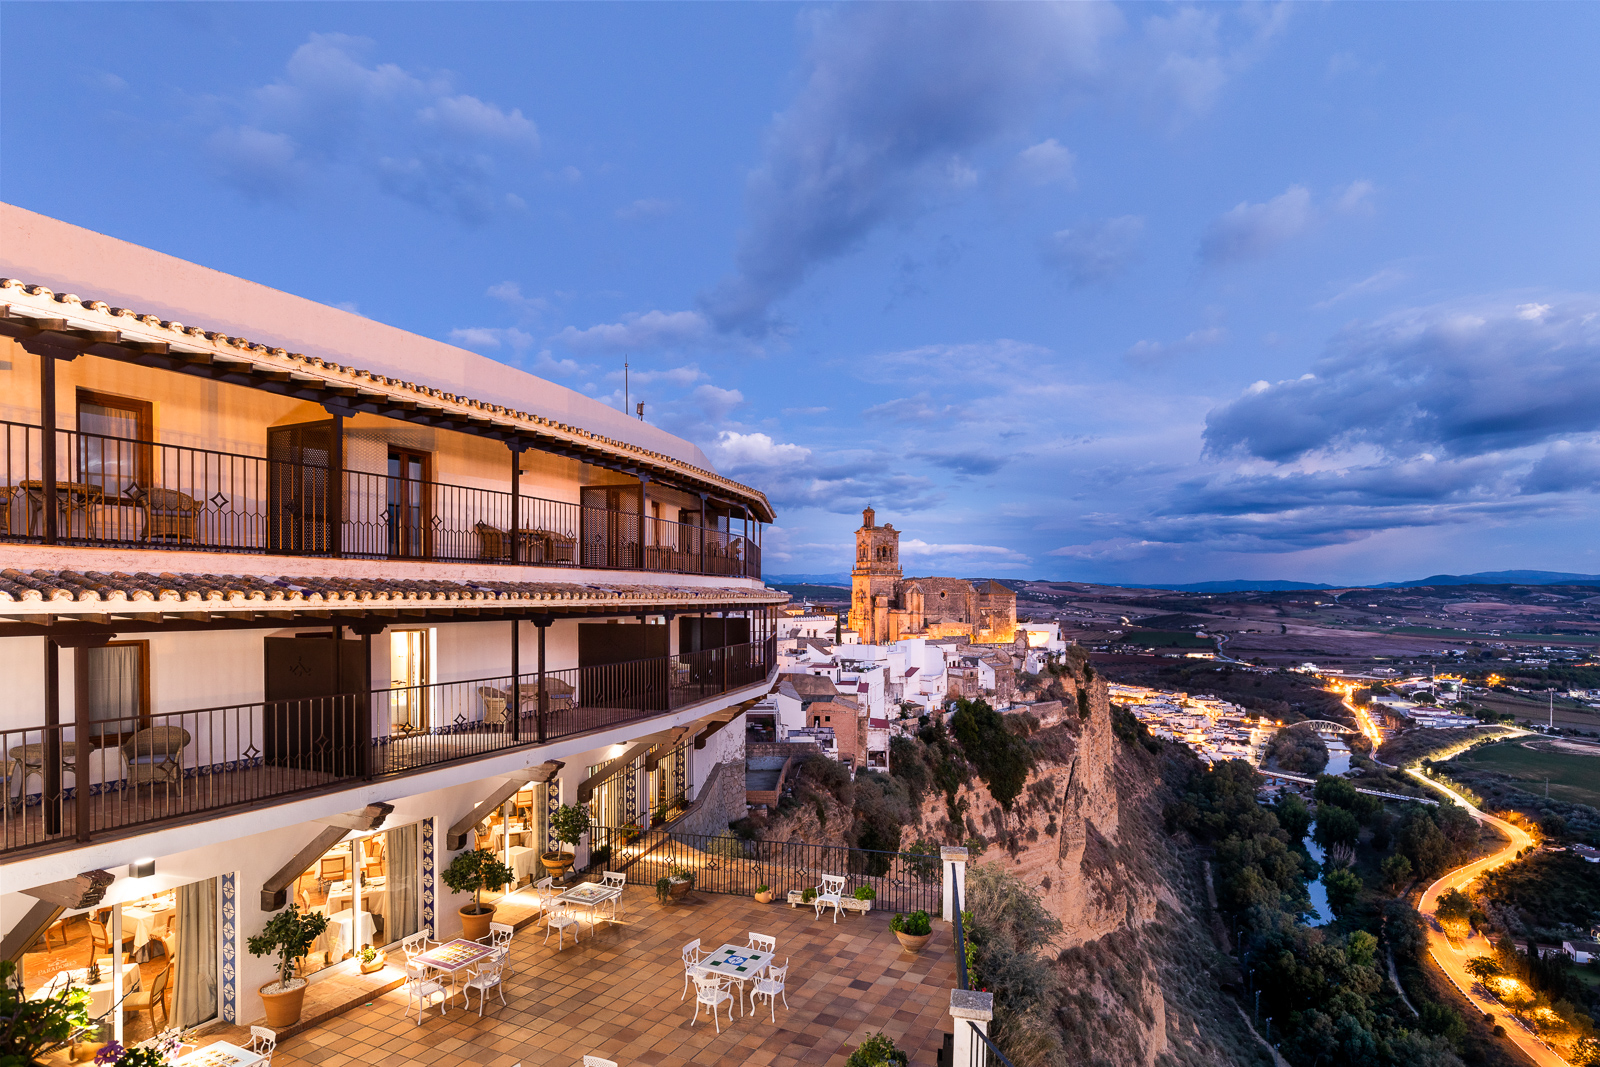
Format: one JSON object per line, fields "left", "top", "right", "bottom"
{"left": 1043, "top": 215, "right": 1144, "bottom": 286}
{"left": 1523, "top": 439, "right": 1600, "bottom": 495}
{"left": 909, "top": 449, "right": 1010, "bottom": 476}
{"left": 1204, "top": 298, "right": 1600, "bottom": 462}
{"left": 204, "top": 33, "right": 538, "bottom": 223}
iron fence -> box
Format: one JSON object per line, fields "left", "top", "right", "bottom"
{"left": 0, "top": 421, "right": 762, "bottom": 578}
{"left": 1, "top": 637, "right": 775, "bottom": 856}
{"left": 582, "top": 823, "right": 943, "bottom": 915}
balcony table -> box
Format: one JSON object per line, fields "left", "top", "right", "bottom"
{"left": 8, "top": 742, "right": 78, "bottom": 777}
{"left": 556, "top": 881, "right": 622, "bottom": 928}
{"left": 694, "top": 943, "right": 774, "bottom": 1016}
{"left": 19, "top": 480, "right": 105, "bottom": 538}
{"left": 168, "top": 1040, "right": 265, "bottom": 1067}
{"left": 410, "top": 937, "right": 497, "bottom": 1000}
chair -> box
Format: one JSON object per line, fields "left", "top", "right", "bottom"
{"left": 680, "top": 938, "right": 707, "bottom": 1000}
{"left": 139, "top": 488, "right": 202, "bottom": 543}
{"left": 318, "top": 855, "right": 348, "bottom": 891}
{"left": 124, "top": 966, "right": 170, "bottom": 1029}
{"left": 462, "top": 950, "right": 507, "bottom": 1017}
{"left": 601, "top": 871, "right": 626, "bottom": 920}
{"left": 746, "top": 932, "right": 776, "bottom": 955}
{"left": 488, "top": 921, "right": 514, "bottom": 948}
{"left": 814, "top": 875, "right": 846, "bottom": 923}
{"left": 120, "top": 726, "right": 191, "bottom": 786}
{"left": 691, "top": 974, "right": 735, "bottom": 1032}
{"left": 246, "top": 1026, "right": 277, "bottom": 1065}
{"left": 404, "top": 960, "right": 449, "bottom": 1024}
{"left": 533, "top": 876, "right": 556, "bottom": 915}
{"left": 752, "top": 958, "right": 790, "bottom": 1023}
{"left": 582, "top": 1059, "right": 619, "bottom": 1067}
{"left": 38, "top": 918, "right": 68, "bottom": 951}
{"left": 157, "top": 932, "right": 178, "bottom": 966}
{"left": 543, "top": 903, "right": 580, "bottom": 949}
{"left": 477, "top": 686, "right": 509, "bottom": 726}
{"left": 86, "top": 917, "right": 133, "bottom": 957}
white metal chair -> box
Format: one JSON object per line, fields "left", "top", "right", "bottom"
{"left": 814, "top": 875, "right": 846, "bottom": 923}
{"left": 544, "top": 902, "right": 581, "bottom": 949}
{"left": 746, "top": 932, "right": 776, "bottom": 954}
{"left": 404, "top": 960, "right": 449, "bottom": 1024}
{"left": 246, "top": 1026, "right": 277, "bottom": 1064}
{"left": 752, "top": 958, "right": 790, "bottom": 1023}
{"left": 488, "top": 921, "right": 514, "bottom": 947}
{"left": 601, "top": 870, "right": 626, "bottom": 920}
{"left": 680, "top": 937, "right": 708, "bottom": 1000}
{"left": 534, "top": 876, "right": 556, "bottom": 915}
{"left": 462, "top": 950, "right": 507, "bottom": 1017}
{"left": 692, "top": 973, "right": 735, "bottom": 1032}
{"left": 401, "top": 929, "right": 430, "bottom": 959}
{"left": 582, "top": 1058, "right": 619, "bottom": 1067}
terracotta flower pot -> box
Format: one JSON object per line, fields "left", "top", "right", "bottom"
{"left": 754, "top": 891, "right": 773, "bottom": 904}
{"left": 667, "top": 878, "right": 691, "bottom": 901}
{"left": 459, "top": 904, "right": 496, "bottom": 941}
{"left": 541, "top": 851, "right": 573, "bottom": 876}
{"left": 260, "top": 979, "right": 308, "bottom": 1028}
{"left": 359, "top": 952, "right": 385, "bottom": 975}
{"left": 894, "top": 930, "right": 933, "bottom": 954}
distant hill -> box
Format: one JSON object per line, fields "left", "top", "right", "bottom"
{"left": 1375, "top": 570, "right": 1600, "bottom": 588}
{"left": 1135, "top": 579, "right": 1335, "bottom": 593}
{"left": 766, "top": 573, "right": 850, "bottom": 587}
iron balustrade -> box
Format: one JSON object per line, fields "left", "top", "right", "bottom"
{"left": 0, "top": 422, "right": 763, "bottom": 578}
{"left": 581, "top": 823, "right": 943, "bottom": 915}
{"left": 0, "top": 637, "right": 774, "bottom": 856}
{"left": 968, "top": 1023, "right": 1017, "bottom": 1067}
{"left": 953, "top": 861, "right": 969, "bottom": 990}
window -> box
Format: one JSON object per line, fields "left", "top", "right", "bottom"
{"left": 76, "top": 390, "right": 152, "bottom": 498}
{"left": 84, "top": 641, "right": 150, "bottom": 743}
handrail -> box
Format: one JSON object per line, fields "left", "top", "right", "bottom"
{"left": 968, "top": 1022, "right": 1017, "bottom": 1067}
{"left": 952, "top": 860, "right": 969, "bottom": 990}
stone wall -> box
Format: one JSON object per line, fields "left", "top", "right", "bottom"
{"left": 666, "top": 758, "right": 747, "bottom": 841}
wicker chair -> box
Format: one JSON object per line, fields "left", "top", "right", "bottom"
{"left": 121, "top": 726, "right": 192, "bottom": 785}
{"left": 140, "top": 488, "right": 201, "bottom": 543}
{"left": 474, "top": 522, "right": 511, "bottom": 560}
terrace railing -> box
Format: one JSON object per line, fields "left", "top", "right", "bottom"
{"left": 582, "top": 823, "right": 944, "bottom": 915}
{"left": 0, "top": 637, "right": 775, "bottom": 857}
{"left": 0, "top": 422, "right": 762, "bottom": 578}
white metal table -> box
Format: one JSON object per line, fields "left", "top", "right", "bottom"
{"left": 695, "top": 943, "right": 775, "bottom": 1016}
{"left": 169, "top": 1040, "right": 264, "bottom": 1067}
{"left": 557, "top": 881, "right": 622, "bottom": 928}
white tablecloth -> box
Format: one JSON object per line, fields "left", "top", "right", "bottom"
{"left": 122, "top": 903, "right": 174, "bottom": 949}
{"left": 31, "top": 961, "right": 140, "bottom": 1018}
{"left": 326, "top": 885, "right": 387, "bottom": 916}
{"left": 507, "top": 846, "right": 540, "bottom": 884}
{"left": 321, "top": 909, "right": 377, "bottom": 956}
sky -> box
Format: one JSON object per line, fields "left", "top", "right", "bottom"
{"left": 4, "top": 2, "right": 1600, "bottom": 586}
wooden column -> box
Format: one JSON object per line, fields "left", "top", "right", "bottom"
{"left": 358, "top": 630, "right": 373, "bottom": 779}
{"left": 327, "top": 410, "right": 344, "bottom": 558}
{"left": 510, "top": 618, "right": 521, "bottom": 743}
{"left": 40, "top": 353, "right": 57, "bottom": 544}
{"left": 509, "top": 444, "right": 523, "bottom": 564}
{"left": 698, "top": 492, "right": 709, "bottom": 574}
{"left": 43, "top": 638, "right": 61, "bottom": 835}
{"left": 535, "top": 616, "right": 549, "bottom": 743}
{"left": 74, "top": 646, "right": 91, "bottom": 842}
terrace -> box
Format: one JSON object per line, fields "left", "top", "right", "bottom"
{"left": 183, "top": 884, "right": 957, "bottom": 1067}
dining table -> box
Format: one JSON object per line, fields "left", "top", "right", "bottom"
{"left": 556, "top": 881, "right": 622, "bottom": 928}
{"left": 507, "top": 845, "right": 539, "bottom": 885}
{"left": 30, "top": 961, "right": 141, "bottom": 1018}
{"left": 168, "top": 1040, "right": 265, "bottom": 1067}
{"left": 122, "top": 899, "right": 176, "bottom": 953}
{"left": 409, "top": 938, "right": 497, "bottom": 1003}
{"left": 320, "top": 909, "right": 377, "bottom": 957}
{"left": 695, "top": 943, "right": 775, "bottom": 1016}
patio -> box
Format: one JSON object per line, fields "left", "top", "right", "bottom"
{"left": 197, "top": 884, "right": 955, "bottom": 1067}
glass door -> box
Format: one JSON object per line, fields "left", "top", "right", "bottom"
{"left": 386, "top": 449, "right": 429, "bottom": 558}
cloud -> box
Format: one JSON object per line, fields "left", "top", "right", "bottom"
{"left": 448, "top": 326, "right": 515, "bottom": 349}
{"left": 1524, "top": 439, "right": 1600, "bottom": 495}
{"left": 1204, "top": 296, "right": 1600, "bottom": 462}
{"left": 615, "top": 197, "right": 679, "bottom": 221}
{"left": 708, "top": 431, "right": 812, "bottom": 471}
{"left": 1198, "top": 184, "right": 1313, "bottom": 265}
{"left": 487, "top": 281, "right": 549, "bottom": 322}
{"left": 908, "top": 450, "right": 1011, "bottom": 476}
{"left": 1125, "top": 325, "right": 1226, "bottom": 362}
{"left": 899, "top": 538, "right": 1031, "bottom": 564}
{"left": 1043, "top": 215, "right": 1144, "bottom": 287}
{"left": 606, "top": 364, "right": 705, "bottom": 387}
{"left": 554, "top": 309, "right": 713, "bottom": 352}
{"left": 1334, "top": 179, "right": 1375, "bottom": 216}
{"left": 691, "top": 384, "right": 745, "bottom": 423}
{"left": 1013, "top": 138, "right": 1076, "bottom": 186}
{"left": 861, "top": 393, "right": 965, "bottom": 424}
{"left": 782, "top": 406, "right": 830, "bottom": 417}
{"left": 1312, "top": 265, "right": 1409, "bottom": 309}
{"left": 695, "top": 3, "right": 1290, "bottom": 333}
{"left": 202, "top": 33, "right": 538, "bottom": 223}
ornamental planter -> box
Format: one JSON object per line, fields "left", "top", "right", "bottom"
{"left": 459, "top": 904, "right": 496, "bottom": 941}
{"left": 359, "top": 950, "right": 386, "bottom": 975}
{"left": 754, "top": 890, "right": 773, "bottom": 904}
{"left": 259, "top": 979, "right": 308, "bottom": 1028}
{"left": 541, "top": 851, "right": 574, "bottom": 877}
{"left": 667, "top": 878, "right": 691, "bottom": 901}
{"left": 894, "top": 930, "right": 933, "bottom": 953}
{"left": 784, "top": 890, "right": 871, "bottom": 913}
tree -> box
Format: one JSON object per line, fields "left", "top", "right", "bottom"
{"left": 1314, "top": 775, "right": 1359, "bottom": 810}
{"left": 247, "top": 903, "right": 331, "bottom": 989}
{"left": 1314, "top": 806, "right": 1361, "bottom": 850}
{"left": 0, "top": 959, "right": 91, "bottom": 1066}
{"left": 1346, "top": 930, "right": 1378, "bottom": 968}
{"left": 1324, "top": 867, "right": 1363, "bottom": 917}
{"left": 1274, "top": 793, "right": 1311, "bottom": 842}
{"left": 441, "top": 848, "right": 515, "bottom": 915}
{"left": 1435, "top": 888, "right": 1472, "bottom": 925}
{"left": 1465, "top": 956, "right": 1502, "bottom": 984}
{"left": 950, "top": 699, "right": 1033, "bottom": 812}
{"left": 1380, "top": 854, "right": 1413, "bottom": 893}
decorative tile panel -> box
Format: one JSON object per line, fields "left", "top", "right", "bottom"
{"left": 220, "top": 872, "right": 238, "bottom": 1023}
{"left": 421, "top": 817, "right": 436, "bottom": 938}
{"left": 546, "top": 778, "right": 560, "bottom": 852}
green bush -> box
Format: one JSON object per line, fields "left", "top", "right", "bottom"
{"left": 441, "top": 849, "right": 515, "bottom": 914}
{"left": 891, "top": 910, "right": 931, "bottom": 936}
{"left": 950, "top": 699, "right": 1034, "bottom": 812}
{"left": 549, "top": 803, "right": 588, "bottom": 850}
{"left": 0, "top": 959, "right": 90, "bottom": 1065}
{"left": 853, "top": 885, "right": 876, "bottom": 901}
{"left": 247, "top": 903, "right": 331, "bottom": 988}
{"left": 845, "top": 1033, "right": 908, "bottom": 1067}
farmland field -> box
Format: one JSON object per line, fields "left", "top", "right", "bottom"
{"left": 1444, "top": 738, "right": 1600, "bottom": 808}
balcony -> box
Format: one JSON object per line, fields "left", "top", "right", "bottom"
{"left": 0, "top": 422, "right": 762, "bottom": 579}
{"left": 0, "top": 637, "right": 775, "bottom": 858}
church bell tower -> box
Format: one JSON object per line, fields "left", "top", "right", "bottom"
{"left": 848, "top": 507, "right": 900, "bottom": 643}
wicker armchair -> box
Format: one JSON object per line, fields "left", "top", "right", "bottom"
{"left": 121, "top": 726, "right": 192, "bottom": 785}
{"left": 140, "top": 488, "right": 201, "bottom": 543}
{"left": 474, "top": 522, "right": 512, "bottom": 560}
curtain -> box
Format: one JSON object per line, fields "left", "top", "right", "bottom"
{"left": 173, "top": 878, "right": 218, "bottom": 1029}
{"left": 386, "top": 822, "right": 419, "bottom": 944}
{"left": 87, "top": 644, "right": 142, "bottom": 740}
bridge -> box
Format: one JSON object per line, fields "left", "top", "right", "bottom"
{"left": 1294, "top": 719, "right": 1358, "bottom": 737}
{"left": 1258, "top": 768, "right": 1438, "bottom": 806}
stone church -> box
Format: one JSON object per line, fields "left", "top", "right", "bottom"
{"left": 846, "top": 507, "right": 1017, "bottom": 645}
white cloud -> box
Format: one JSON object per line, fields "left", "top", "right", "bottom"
{"left": 899, "top": 538, "right": 1031, "bottom": 564}
{"left": 1125, "top": 325, "right": 1226, "bottom": 361}
{"left": 607, "top": 364, "right": 705, "bottom": 387}
{"left": 1044, "top": 215, "right": 1144, "bottom": 287}
{"left": 615, "top": 197, "right": 679, "bottom": 221}
{"left": 1015, "top": 138, "right": 1076, "bottom": 186}
{"left": 487, "top": 280, "right": 549, "bottom": 321}
{"left": 554, "top": 309, "right": 713, "bottom": 352}
{"left": 1199, "top": 184, "right": 1313, "bottom": 264}
{"left": 708, "top": 431, "right": 813, "bottom": 471}
{"left": 1312, "top": 266, "right": 1409, "bottom": 309}
{"left": 1335, "top": 179, "right": 1375, "bottom": 215}
{"left": 692, "top": 384, "right": 745, "bottom": 423}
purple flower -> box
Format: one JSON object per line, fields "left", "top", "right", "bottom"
{"left": 94, "top": 1040, "right": 124, "bottom": 1065}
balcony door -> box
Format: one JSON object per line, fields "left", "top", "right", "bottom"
{"left": 578, "top": 622, "right": 669, "bottom": 711}
{"left": 262, "top": 635, "right": 369, "bottom": 770}
{"left": 267, "top": 421, "right": 335, "bottom": 553}
{"left": 579, "top": 483, "right": 642, "bottom": 569}
{"left": 385, "top": 449, "right": 430, "bottom": 559}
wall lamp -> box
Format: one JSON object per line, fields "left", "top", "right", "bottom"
{"left": 128, "top": 858, "right": 156, "bottom": 878}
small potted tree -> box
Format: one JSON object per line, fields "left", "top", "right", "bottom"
{"left": 890, "top": 910, "right": 932, "bottom": 953}
{"left": 543, "top": 804, "right": 588, "bottom": 878}
{"left": 248, "top": 903, "right": 331, "bottom": 1027}
{"left": 442, "top": 848, "right": 515, "bottom": 941}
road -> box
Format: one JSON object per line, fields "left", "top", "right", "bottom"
{"left": 1409, "top": 768, "right": 1569, "bottom": 1067}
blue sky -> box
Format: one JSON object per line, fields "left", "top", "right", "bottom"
{"left": 5, "top": 2, "right": 1600, "bottom": 585}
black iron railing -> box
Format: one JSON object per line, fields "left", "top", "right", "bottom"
{"left": 969, "top": 1023, "right": 1017, "bottom": 1067}
{"left": 0, "top": 421, "right": 762, "bottom": 578}
{"left": 583, "top": 823, "right": 943, "bottom": 914}
{"left": 0, "top": 637, "right": 775, "bottom": 856}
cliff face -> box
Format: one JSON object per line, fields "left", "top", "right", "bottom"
{"left": 907, "top": 673, "right": 1270, "bottom": 1067}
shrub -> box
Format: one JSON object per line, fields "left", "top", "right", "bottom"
{"left": 845, "top": 1033, "right": 908, "bottom": 1067}
{"left": 247, "top": 903, "right": 331, "bottom": 989}
{"left": 441, "top": 849, "right": 515, "bottom": 915}
{"left": 548, "top": 804, "right": 588, "bottom": 852}
{"left": 801, "top": 887, "right": 817, "bottom": 903}
{"left": 0, "top": 959, "right": 91, "bottom": 1064}
{"left": 1323, "top": 866, "right": 1363, "bottom": 917}
{"left": 950, "top": 699, "right": 1034, "bottom": 812}
{"left": 854, "top": 885, "right": 876, "bottom": 901}
{"left": 891, "top": 910, "right": 932, "bottom": 936}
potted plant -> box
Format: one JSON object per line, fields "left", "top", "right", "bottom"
{"left": 1, "top": 960, "right": 91, "bottom": 1064}
{"left": 357, "top": 943, "right": 385, "bottom": 975}
{"left": 543, "top": 803, "right": 587, "bottom": 877}
{"left": 442, "top": 848, "right": 515, "bottom": 941}
{"left": 846, "top": 1032, "right": 909, "bottom": 1067}
{"left": 247, "top": 903, "right": 331, "bottom": 1028}
{"left": 801, "top": 887, "right": 817, "bottom": 904}
{"left": 662, "top": 864, "right": 694, "bottom": 902}
{"left": 754, "top": 883, "right": 773, "bottom": 904}
{"left": 891, "top": 910, "right": 933, "bottom": 953}
{"left": 621, "top": 821, "right": 641, "bottom": 845}
{"left": 851, "top": 885, "right": 877, "bottom": 911}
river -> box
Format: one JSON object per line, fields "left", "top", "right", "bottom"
{"left": 1302, "top": 824, "right": 1335, "bottom": 926}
